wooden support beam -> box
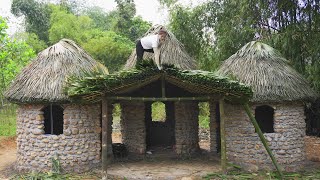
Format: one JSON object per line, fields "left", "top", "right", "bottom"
{"left": 101, "top": 94, "right": 108, "bottom": 180}
{"left": 107, "top": 96, "right": 213, "bottom": 101}
{"left": 219, "top": 98, "right": 227, "bottom": 173}
{"left": 243, "top": 103, "right": 284, "bottom": 179}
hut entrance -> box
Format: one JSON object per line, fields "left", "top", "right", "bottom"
{"left": 145, "top": 101, "right": 175, "bottom": 149}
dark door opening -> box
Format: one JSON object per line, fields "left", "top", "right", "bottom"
{"left": 145, "top": 102, "right": 175, "bottom": 149}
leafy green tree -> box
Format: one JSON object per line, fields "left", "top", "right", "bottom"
{"left": 11, "top": 0, "right": 51, "bottom": 44}
{"left": 82, "top": 31, "right": 134, "bottom": 72}
{"left": 15, "top": 32, "right": 48, "bottom": 53}
{"left": 168, "top": 3, "right": 218, "bottom": 70}
{"left": 0, "top": 17, "right": 35, "bottom": 104}
{"left": 166, "top": 0, "right": 320, "bottom": 92}
{"left": 84, "top": 6, "right": 114, "bottom": 31}
{"left": 48, "top": 5, "right": 95, "bottom": 44}
{"left": 112, "top": 0, "right": 151, "bottom": 41}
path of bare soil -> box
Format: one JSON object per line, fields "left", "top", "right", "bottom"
{"left": 1, "top": 134, "right": 320, "bottom": 180}
{"left": 0, "top": 133, "right": 217, "bottom": 179}
{"left": 0, "top": 136, "right": 17, "bottom": 179}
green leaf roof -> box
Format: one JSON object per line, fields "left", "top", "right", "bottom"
{"left": 66, "top": 61, "right": 252, "bottom": 103}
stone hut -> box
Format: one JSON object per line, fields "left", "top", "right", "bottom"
{"left": 216, "top": 41, "right": 318, "bottom": 171}
{"left": 4, "top": 39, "right": 108, "bottom": 172}
{"left": 67, "top": 61, "right": 252, "bottom": 159}
{"left": 66, "top": 26, "right": 254, "bottom": 174}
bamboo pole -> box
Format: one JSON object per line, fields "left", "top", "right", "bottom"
{"left": 219, "top": 98, "right": 227, "bottom": 173}
{"left": 107, "top": 96, "right": 213, "bottom": 101}
{"left": 102, "top": 95, "right": 108, "bottom": 180}
{"left": 243, "top": 103, "right": 284, "bottom": 179}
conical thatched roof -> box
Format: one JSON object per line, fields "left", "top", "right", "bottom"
{"left": 5, "top": 39, "right": 108, "bottom": 103}
{"left": 125, "top": 25, "right": 196, "bottom": 70}
{"left": 216, "top": 41, "right": 318, "bottom": 103}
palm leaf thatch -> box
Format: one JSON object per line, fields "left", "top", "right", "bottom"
{"left": 67, "top": 61, "right": 252, "bottom": 103}
{"left": 5, "top": 39, "right": 108, "bottom": 103}
{"left": 125, "top": 25, "right": 196, "bottom": 70}
{"left": 216, "top": 41, "right": 318, "bottom": 103}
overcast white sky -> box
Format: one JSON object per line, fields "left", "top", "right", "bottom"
{"left": 0, "top": 0, "right": 206, "bottom": 35}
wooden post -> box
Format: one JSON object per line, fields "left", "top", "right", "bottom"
{"left": 243, "top": 103, "right": 284, "bottom": 179}
{"left": 102, "top": 95, "right": 108, "bottom": 180}
{"left": 219, "top": 98, "right": 227, "bottom": 173}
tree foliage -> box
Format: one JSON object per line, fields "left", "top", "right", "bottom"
{"left": 10, "top": 0, "right": 150, "bottom": 73}
{"left": 0, "top": 17, "right": 35, "bottom": 104}
{"left": 111, "top": 0, "right": 151, "bottom": 41}
{"left": 82, "top": 31, "right": 134, "bottom": 73}
{"left": 166, "top": 0, "right": 320, "bottom": 92}
{"left": 11, "top": 0, "right": 51, "bottom": 44}
{"left": 48, "top": 5, "right": 95, "bottom": 44}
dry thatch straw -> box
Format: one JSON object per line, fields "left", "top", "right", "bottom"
{"left": 5, "top": 39, "right": 108, "bottom": 103}
{"left": 124, "top": 24, "right": 196, "bottom": 70}
{"left": 216, "top": 41, "right": 318, "bottom": 103}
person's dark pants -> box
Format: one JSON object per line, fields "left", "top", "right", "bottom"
{"left": 136, "top": 40, "right": 154, "bottom": 63}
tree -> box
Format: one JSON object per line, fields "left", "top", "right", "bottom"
{"left": 112, "top": 0, "right": 151, "bottom": 41}
{"left": 166, "top": 0, "right": 320, "bottom": 92}
{"left": 82, "top": 31, "right": 134, "bottom": 73}
{"left": 11, "top": 0, "right": 51, "bottom": 44}
{"left": 0, "top": 17, "right": 35, "bottom": 104}
{"left": 48, "top": 5, "right": 95, "bottom": 44}
{"left": 84, "top": 6, "right": 114, "bottom": 31}
{"left": 168, "top": 2, "right": 218, "bottom": 70}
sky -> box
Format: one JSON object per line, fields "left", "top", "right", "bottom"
{"left": 0, "top": 0, "right": 205, "bottom": 35}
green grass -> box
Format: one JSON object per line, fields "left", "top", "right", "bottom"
{"left": 11, "top": 171, "right": 101, "bottom": 180}
{"left": 204, "top": 170, "right": 320, "bottom": 180}
{"left": 0, "top": 104, "right": 17, "bottom": 136}
{"left": 152, "top": 101, "right": 166, "bottom": 121}
{"left": 199, "top": 102, "right": 210, "bottom": 129}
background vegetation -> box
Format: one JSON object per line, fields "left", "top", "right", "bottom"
{"left": 1, "top": 0, "right": 320, "bottom": 136}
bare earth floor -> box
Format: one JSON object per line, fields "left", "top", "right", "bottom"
{"left": 1, "top": 135, "right": 320, "bottom": 180}
{"left": 107, "top": 157, "right": 221, "bottom": 180}
{"left": 0, "top": 135, "right": 221, "bottom": 180}
{"left": 0, "top": 136, "right": 17, "bottom": 179}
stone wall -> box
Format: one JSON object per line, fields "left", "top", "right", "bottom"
{"left": 120, "top": 101, "right": 146, "bottom": 154}
{"left": 209, "top": 101, "right": 218, "bottom": 153}
{"left": 305, "top": 136, "right": 320, "bottom": 161}
{"left": 175, "top": 101, "right": 200, "bottom": 155}
{"left": 16, "top": 104, "right": 102, "bottom": 173}
{"left": 225, "top": 103, "right": 306, "bottom": 171}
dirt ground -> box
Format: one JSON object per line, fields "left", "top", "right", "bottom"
{"left": 0, "top": 134, "right": 217, "bottom": 179}
{"left": 2, "top": 134, "right": 319, "bottom": 180}
{"left": 0, "top": 136, "right": 17, "bottom": 179}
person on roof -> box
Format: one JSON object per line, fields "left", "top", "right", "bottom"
{"left": 136, "top": 29, "right": 167, "bottom": 70}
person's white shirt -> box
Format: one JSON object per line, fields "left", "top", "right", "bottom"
{"left": 141, "top": 35, "right": 159, "bottom": 49}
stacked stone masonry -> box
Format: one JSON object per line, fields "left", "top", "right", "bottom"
{"left": 175, "top": 101, "right": 200, "bottom": 155}
{"left": 209, "top": 101, "right": 218, "bottom": 153}
{"left": 224, "top": 103, "right": 306, "bottom": 171}
{"left": 16, "top": 104, "right": 102, "bottom": 173}
{"left": 305, "top": 136, "right": 320, "bottom": 162}
{"left": 120, "top": 101, "right": 146, "bottom": 154}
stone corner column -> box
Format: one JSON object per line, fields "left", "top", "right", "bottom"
{"left": 209, "top": 101, "right": 218, "bottom": 154}
{"left": 174, "top": 101, "right": 200, "bottom": 155}
{"left": 120, "top": 101, "right": 146, "bottom": 154}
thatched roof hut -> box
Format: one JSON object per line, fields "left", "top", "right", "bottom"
{"left": 5, "top": 39, "right": 108, "bottom": 103}
{"left": 216, "top": 41, "right": 318, "bottom": 103}
{"left": 125, "top": 25, "right": 196, "bottom": 70}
